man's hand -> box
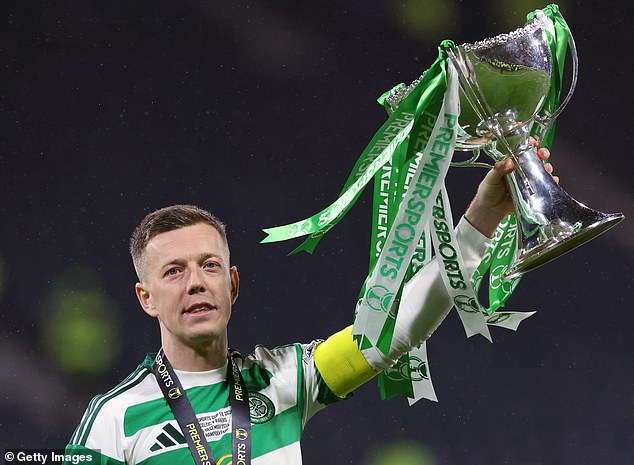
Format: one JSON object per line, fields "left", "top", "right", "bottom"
{"left": 464, "top": 141, "right": 557, "bottom": 238}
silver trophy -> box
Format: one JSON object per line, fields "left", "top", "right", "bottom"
{"left": 387, "top": 9, "right": 624, "bottom": 279}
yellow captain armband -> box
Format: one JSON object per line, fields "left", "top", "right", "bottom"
{"left": 313, "top": 325, "right": 378, "bottom": 398}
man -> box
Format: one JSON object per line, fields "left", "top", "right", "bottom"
{"left": 64, "top": 149, "right": 555, "bottom": 464}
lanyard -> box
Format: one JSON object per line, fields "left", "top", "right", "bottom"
{"left": 152, "top": 348, "right": 252, "bottom": 465}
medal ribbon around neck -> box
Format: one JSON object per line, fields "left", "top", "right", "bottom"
{"left": 152, "top": 349, "right": 252, "bottom": 465}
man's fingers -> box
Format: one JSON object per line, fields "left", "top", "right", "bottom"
{"left": 491, "top": 158, "right": 514, "bottom": 181}
{"left": 494, "top": 151, "right": 555, "bottom": 177}
{"left": 544, "top": 162, "right": 553, "bottom": 174}
{"left": 495, "top": 158, "right": 514, "bottom": 172}
{"left": 537, "top": 147, "right": 550, "bottom": 160}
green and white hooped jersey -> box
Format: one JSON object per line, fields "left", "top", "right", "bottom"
{"left": 65, "top": 341, "right": 340, "bottom": 465}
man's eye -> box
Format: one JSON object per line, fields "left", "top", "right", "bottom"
{"left": 165, "top": 267, "right": 179, "bottom": 276}
{"left": 204, "top": 262, "right": 218, "bottom": 269}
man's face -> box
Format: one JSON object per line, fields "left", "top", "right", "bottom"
{"left": 135, "top": 223, "right": 239, "bottom": 349}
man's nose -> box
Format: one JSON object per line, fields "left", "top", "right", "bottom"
{"left": 187, "top": 267, "right": 206, "bottom": 294}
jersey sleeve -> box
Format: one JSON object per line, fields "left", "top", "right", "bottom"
{"left": 249, "top": 341, "right": 349, "bottom": 427}
{"left": 64, "top": 396, "right": 127, "bottom": 465}
{"left": 296, "top": 340, "right": 350, "bottom": 425}
{"left": 63, "top": 366, "right": 152, "bottom": 465}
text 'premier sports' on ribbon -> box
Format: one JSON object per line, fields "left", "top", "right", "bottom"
{"left": 378, "top": 112, "right": 458, "bottom": 282}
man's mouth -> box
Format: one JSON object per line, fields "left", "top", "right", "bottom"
{"left": 184, "top": 303, "right": 216, "bottom": 315}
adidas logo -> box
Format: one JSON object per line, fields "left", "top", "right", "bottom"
{"left": 150, "top": 423, "right": 186, "bottom": 452}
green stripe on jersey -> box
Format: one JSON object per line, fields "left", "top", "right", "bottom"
{"left": 124, "top": 382, "right": 230, "bottom": 437}
{"left": 295, "top": 344, "right": 305, "bottom": 421}
{"left": 136, "top": 407, "right": 302, "bottom": 465}
{"left": 251, "top": 404, "right": 302, "bottom": 457}
{"left": 71, "top": 366, "right": 150, "bottom": 446}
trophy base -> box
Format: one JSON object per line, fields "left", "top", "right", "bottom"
{"left": 502, "top": 212, "right": 625, "bottom": 280}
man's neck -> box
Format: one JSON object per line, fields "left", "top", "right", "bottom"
{"left": 161, "top": 336, "right": 228, "bottom": 372}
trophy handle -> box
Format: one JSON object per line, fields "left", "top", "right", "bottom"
{"left": 449, "top": 149, "right": 494, "bottom": 169}
{"left": 533, "top": 11, "right": 579, "bottom": 144}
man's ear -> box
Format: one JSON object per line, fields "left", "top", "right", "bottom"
{"left": 230, "top": 266, "right": 240, "bottom": 304}
{"left": 136, "top": 282, "right": 158, "bottom": 318}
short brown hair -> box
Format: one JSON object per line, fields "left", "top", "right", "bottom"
{"left": 130, "top": 204, "right": 228, "bottom": 281}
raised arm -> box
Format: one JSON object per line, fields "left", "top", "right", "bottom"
{"left": 314, "top": 146, "right": 553, "bottom": 397}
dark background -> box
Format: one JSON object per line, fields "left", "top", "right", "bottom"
{"left": 1, "top": 1, "right": 633, "bottom": 464}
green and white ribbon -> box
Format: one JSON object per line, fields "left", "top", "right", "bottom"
{"left": 430, "top": 184, "right": 491, "bottom": 340}
{"left": 380, "top": 341, "right": 438, "bottom": 404}
{"left": 261, "top": 112, "right": 414, "bottom": 248}
{"left": 470, "top": 214, "right": 536, "bottom": 332}
{"left": 352, "top": 59, "right": 460, "bottom": 363}
{"left": 528, "top": 4, "right": 571, "bottom": 148}
{"left": 260, "top": 47, "right": 450, "bottom": 253}
{"left": 471, "top": 215, "right": 522, "bottom": 314}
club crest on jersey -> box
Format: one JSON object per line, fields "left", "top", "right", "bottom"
{"left": 249, "top": 392, "right": 275, "bottom": 424}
